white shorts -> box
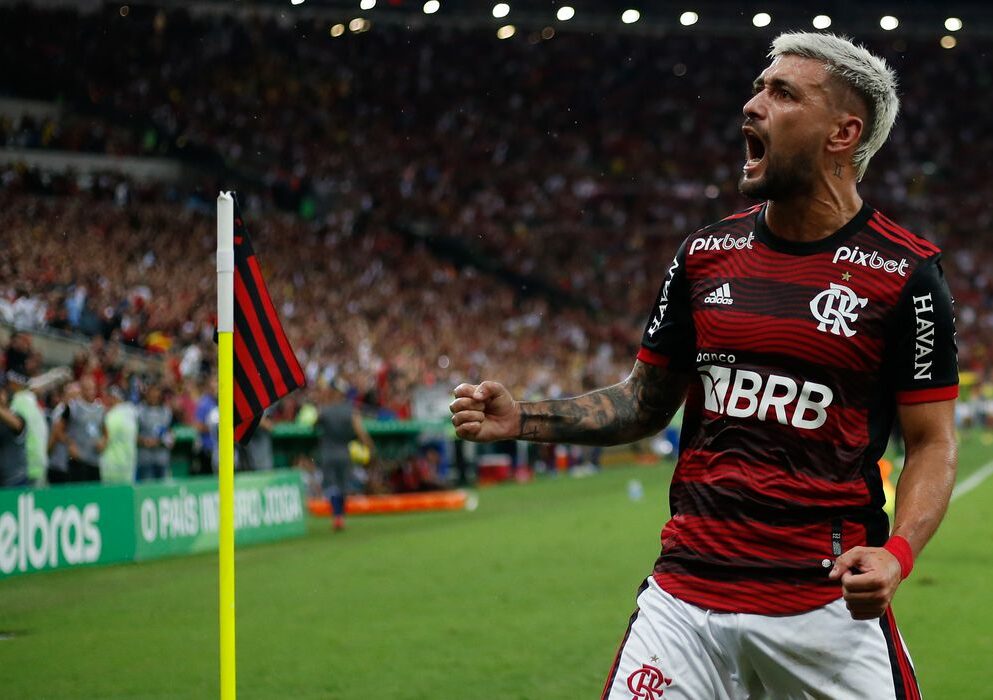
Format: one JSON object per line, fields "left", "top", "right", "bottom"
{"left": 602, "top": 577, "right": 921, "bottom": 700}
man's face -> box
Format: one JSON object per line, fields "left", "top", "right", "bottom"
{"left": 81, "top": 377, "right": 97, "bottom": 402}
{"left": 738, "top": 55, "right": 839, "bottom": 201}
{"left": 146, "top": 385, "right": 162, "bottom": 405}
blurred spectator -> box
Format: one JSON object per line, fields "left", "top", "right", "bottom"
{"left": 47, "top": 381, "right": 81, "bottom": 484}
{"left": 0, "top": 371, "right": 29, "bottom": 487}
{"left": 193, "top": 375, "right": 218, "bottom": 475}
{"left": 99, "top": 386, "right": 138, "bottom": 484}
{"left": 242, "top": 407, "right": 275, "bottom": 472}
{"left": 52, "top": 375, "right": 105, "bottom": 482}
{"left": 7, "top": 369, "right": 48, "bottom": 486}
{"left": 171, "top": 378, "right": 201, "bottom": 425}
{"left": 4, "top": 331, "right": 32, "bottom": 374}
{"left": 136, "top": 381, "right": 173, "bottom": 481}
{"left": 391, "top": 445, "right": 446, "bottom": 493}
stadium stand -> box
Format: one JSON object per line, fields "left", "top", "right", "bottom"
{"left": 1, "top": 5, "right": 990, "bottom": 472}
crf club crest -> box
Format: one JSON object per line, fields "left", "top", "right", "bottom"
{"left": 809, "top": 282, "right": 868, "bottom": 338}
{"left": 627, "top": 663, "right": 673, "bottom": 699}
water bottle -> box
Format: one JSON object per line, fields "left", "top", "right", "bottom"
{"left": 627, "top": 479, "right": 644, "bottom": 502}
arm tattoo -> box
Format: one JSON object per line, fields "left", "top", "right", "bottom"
{"left": 517, "top": 361, "right": 689, "bottom": 446}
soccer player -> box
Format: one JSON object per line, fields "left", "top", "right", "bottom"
{"left": 316, "top": 381, "right": 375, "bottom": 531}
{"left": 450, "top": 33, "right": 956, "bottom": 698}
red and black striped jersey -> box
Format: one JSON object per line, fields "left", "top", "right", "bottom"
{"left": 637, "top": 203, "right": 958, "bottom": 615}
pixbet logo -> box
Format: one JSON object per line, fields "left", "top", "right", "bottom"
{"left": 0, "top": 493, "right": 102, "bottom": 574}
{"left": 699, "top": 365, "right": 833, "bottom": 430}
{"left": 627, "top": 664, "right": 673, "bottom": 699}
{"left": 833, "top": 246, "right": 909, "bottom": 276}
{"left": 689, "top": 232, "right": 754, "bottom": 255}
{"left": 810, "top": 283, "right": 867, "bottom": 338}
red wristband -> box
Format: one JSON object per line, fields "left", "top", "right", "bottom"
{"left": 883, "top": 535, "right": 914, "bottom": 580}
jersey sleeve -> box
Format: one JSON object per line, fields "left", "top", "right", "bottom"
{"left": 637, "top": 240, "right": 696, "bottom": 371}
{"left": 6, "top": 394, "right": 27, "bottom": 436}
{"left": 890, "top": 256, "right": 959, "bottom": 404}
{"left": 10, "top": 392, "right": 31, "bottom": 422}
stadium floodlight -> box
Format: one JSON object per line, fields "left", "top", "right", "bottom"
{"left": 880, "top": 16, "right": 898, "bottom": 31}
{"left": 621, "top": 9, "right": 640, "bottom": 24}
{"left": 940, "top": 35, "right": 957, "bottom": 49}
{"left": 423, "top": 0, "right": 440, "bottom": 14}
{"left": 492, "top": 3, "right": 510, "bottom": 19}
{"left": 679, "top": 11, "right": 698, "bottom": 26}
{"left": 812, "top": 14, "right": 831, "bottom": 29}
{"left": 330, "top": 23, "right": 345, "bottom": 36}
{"left": 349, "top": 17, "right": 370, "bottom": 32}
{"left": 556, "top": 6, "right": 575, "bottom": 21}
{"left": 945, "top": 17, "right": 963, "bottom": 32}
{"left": 496, "top": 23, "right": 515, "bottom": 39}
{"left": 752, "top": 12, "right": 771, "bottom": 28}
{"left": 359, "top": 0, "right": 375, "bottom": 9}
{"left": 290, "top": 0, "right": 305, "bottom": 5}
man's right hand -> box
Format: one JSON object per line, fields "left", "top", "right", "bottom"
{"left": 450, "top": 381, "right": 519, "bottom": 442}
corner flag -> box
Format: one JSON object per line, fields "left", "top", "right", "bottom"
{"left": 216, "top": 192, "right": 305, "bottom": 700}
{"left": 230, "top": 195, "right": 306, "bottom": 443}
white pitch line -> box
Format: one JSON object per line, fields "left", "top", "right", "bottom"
{"left": 951, "top": 460, "right": 993, "bottom": 502}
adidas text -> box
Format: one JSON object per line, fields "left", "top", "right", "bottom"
{"left": 704, "top": 283, "right": 734, "bottom": 305}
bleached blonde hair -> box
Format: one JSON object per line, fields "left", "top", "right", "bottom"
{"left": 770, "top": 32, "right": 899, "bottom": 181}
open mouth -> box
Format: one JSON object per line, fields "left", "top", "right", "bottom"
{"left": 742, "top": 127, "right": 766, "bottom": 170}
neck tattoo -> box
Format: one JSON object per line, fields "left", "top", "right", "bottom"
{"left": 833, "top": 162, "right": 843, "bottom": 178}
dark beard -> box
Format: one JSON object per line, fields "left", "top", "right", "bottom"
{"left": 739, "top": 148, "right": 817, "bottom": 201}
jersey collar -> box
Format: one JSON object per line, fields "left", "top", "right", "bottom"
{"left": 754, "top": 202, "right": 874, "bottom": 256}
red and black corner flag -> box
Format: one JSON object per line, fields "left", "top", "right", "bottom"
{"left": 231, "top": 195, "right": 306, "bottom": 444}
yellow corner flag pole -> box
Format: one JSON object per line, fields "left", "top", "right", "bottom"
{"left": 216, "top": 192, "right": 237, "bottom": 700}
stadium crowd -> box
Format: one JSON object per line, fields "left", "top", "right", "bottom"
{"left": 1, "top": 112, "right": 159, "bottom": 157}
{"left": 1, "top": 6, "right": 991, "bottom": 438}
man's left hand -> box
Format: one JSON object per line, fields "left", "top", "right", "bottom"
{"left": 828, "top": 546, "right": 903, "bottom": 620}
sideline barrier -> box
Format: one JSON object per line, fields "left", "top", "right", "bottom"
{"left": 0, "top": 471, "right": 306, "bottom": 580}
{"left": 168, "top": 419, "right": 453, "bottom": 475}
{"left": 307, "top": 490, "right": 470, "bottom": 516}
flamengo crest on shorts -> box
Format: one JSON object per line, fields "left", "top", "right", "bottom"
{"left": 636, "top": 203, "right": 958, "bottom": 615}
{"left": 627, "top": 664, "right": 673, "bottom": 699}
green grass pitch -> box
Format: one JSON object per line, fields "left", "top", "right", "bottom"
{"left": 1, "top": 430, "right": 991, "bottom": 699}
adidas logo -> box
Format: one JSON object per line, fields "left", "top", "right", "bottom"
{"left": 704, "top": 283, "right": 734, "bottom": 305}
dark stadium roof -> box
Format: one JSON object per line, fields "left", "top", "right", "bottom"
{"left": 140, "top": 0, "right": 993, "bottom": 38}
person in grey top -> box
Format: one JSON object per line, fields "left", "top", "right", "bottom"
{"left": 316, "top": 382, "right": 374, "bottom": 531}
{"left": 0, "top": 372, "right": 29, "bottom": 488}
{"left": 243, "top": 407, "right": 275, "bottom": 472}
{"left": 47, "top": 382, "right": 80, "bottom": 484}
{"left": 50, "top": 375, "right": 105, "bottom": 482}
{"left": 137, "top": 382, "right": 173, "bottom": 481}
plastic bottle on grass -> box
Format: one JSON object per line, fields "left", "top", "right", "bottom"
{"left": 627, "top": 479, "right": 644, "bottom": 502}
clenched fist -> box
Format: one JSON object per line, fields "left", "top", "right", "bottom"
{"left": 828, "top": 546, "right": 903, "bottom": 620}
{"left": 449, "top": 381, "right": 520, "bottom": 442}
